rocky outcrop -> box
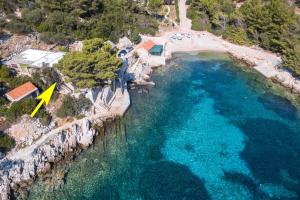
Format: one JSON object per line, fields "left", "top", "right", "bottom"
{"left": 272, "top": 71, "right": 300, "bottom": 94}
{"left": 0, "top": 118, "right": 104, "bottom": 200}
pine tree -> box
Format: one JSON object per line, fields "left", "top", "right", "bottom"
{"left": 56, "top": 38, "right": 122, "bottom": 88}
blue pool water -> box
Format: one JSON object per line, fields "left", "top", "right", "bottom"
{"left": 29, "top": 53, "right": 300, "bottom": 200}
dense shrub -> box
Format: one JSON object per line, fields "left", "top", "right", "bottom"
{"left": 36, "top": 109, "right": 52, "bottom": 126}
{"left": 32, "top": 68, "right": 62, "bottom": 90}
{"left": 3, "top": 0, "right": 159, "bottom": 44}
{"left": 0, "top": 64, "right": 10, "bottom": 82}
{"left": 5, "top": 19, "right": 31, "bottom": 34}
{"left": 2, "top": 98, "right": 37, "bottom": 122}
{"left": 0, "top": 133, "right": 15, "bottom": 152}
{"left": 0, "top": 19, "right": 6, "bottom": 28}
{"left": 223, "top": 26, "right": 253, "bottom": 45}
{"left": 56, "top": 95, "right": 92, "bottom": 118}
{"left": 39, "top": 32, "right": 69, "bottom": 44}
{"left": 6, "top": 76, "right": 32, "bottom": 89}
{"left": 0, "top": 97, "right": 53, "bottom": 125}
{"left": 0, "top": 97, "right": 8, "bottom": 107}
{"left": 1, "top": 64, "right": 32, "bottom": 89}
{"left": 148, "top": 0, "right": 163, "bottom": 11}
{"left": 130, "top": 30, "right": 142, "bottom": 44}
{"left": 22, "top": 8, "right": 44, "bottom": 25}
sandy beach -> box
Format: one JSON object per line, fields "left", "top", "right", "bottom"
{"left": 137, "top": 0, "right": 300, "bottom": 94}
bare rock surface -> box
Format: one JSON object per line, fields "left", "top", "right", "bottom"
{"left": 0, "top": 118, "right": 103, "bottom": 199}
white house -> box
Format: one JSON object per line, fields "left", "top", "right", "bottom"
{"left": 5, "top": 49, "right": 65, "bottom": 75}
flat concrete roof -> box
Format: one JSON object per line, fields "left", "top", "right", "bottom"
{"left": 5, "top": 49, "right": 65, "bottom": 68}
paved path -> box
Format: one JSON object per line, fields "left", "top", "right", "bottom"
{"left": 8, "top": 111, "right": 113, "bottom": 161}
{"left": 165, "top": 5, "right": 178, "bottom": 27}
{"left": 179, "top": 0, "right": 192, "bottom": 31}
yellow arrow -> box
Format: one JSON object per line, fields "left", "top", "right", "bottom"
{"left": 31, "top": 83, "right": 57, "bottom": 117}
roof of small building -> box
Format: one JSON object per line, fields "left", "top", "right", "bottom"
{"left": 139, "top": 40, "right": 156, "bottom": 51}
{"left": 5, "top": 82, "right": 38, "bottom": 102}
{"left": 149, "top": 45, "right": 163, "bottom": 55}
{"left": 117, "top": 37, "right": 133, "bottom": 49}
{"left": 5, "top": 49, "right": 65, "bottom": 68}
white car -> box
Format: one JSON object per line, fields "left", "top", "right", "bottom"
{"left": 170, "top": 34, "right": 177, "bottom": 40}
{"left": 176, "top": 33, "right": 183, "bottom": 40}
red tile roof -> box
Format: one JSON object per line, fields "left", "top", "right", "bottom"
{"left": 5, "top": 82, "right": 38, "bottom": 102}
{"left": 140, "top": 40, "right": 156, "bottom": 51}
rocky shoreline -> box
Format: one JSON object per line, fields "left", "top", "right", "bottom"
{"left": 147, "top": 29, "right": 300, "bottom": 96}
{"left": 1, "top": 32, "right": 299, "bottom": 200}
{"left": 0, "top": 116, "right": 113, "bottom": 200}
{"left": 0, "top": 80, "right": 131, "bottom": 200}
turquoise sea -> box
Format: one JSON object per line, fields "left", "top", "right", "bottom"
{"left": 29, "top": 53, "right": 300, "bottom": 200}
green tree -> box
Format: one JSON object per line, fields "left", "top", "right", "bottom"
{"left": 57, "top": 38, "right": 122, "bottom": 88}
{"left": 188, "top": 0, "right": 300, "bottom": 75}
{"left": 22, "top": 8, "right": 44, "bottom": 25}
{"left": 2, "top": 0, "right": 159, "bottom": 44}
{"left": 82, "top": 38, "right": 104, "bottom": 53}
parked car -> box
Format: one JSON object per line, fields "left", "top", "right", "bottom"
{"left": 176, "top": 33, "right": 183, "bottom": 40}
{"left": 170, "top": 34, "right": 177, "bottom": 40}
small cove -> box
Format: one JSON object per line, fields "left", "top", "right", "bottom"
{"left": 28, "top": 52, "right": 300, "bottom": 200}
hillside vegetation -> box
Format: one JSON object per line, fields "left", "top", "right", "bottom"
{"left": 0, "top": 65, "right": 56, "bottom": 125}
{"left": 56, "top": 38, "right": 122, "bottom": 88}
{"left": 0, "top": 0, "right": 159, "bottom": 43}
{"left": 187, "top": 0, "right": 300, "bottom": 75}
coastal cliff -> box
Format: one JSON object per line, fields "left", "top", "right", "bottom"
{"left": 0, "top": 117, "right": 108, "bottom": 200}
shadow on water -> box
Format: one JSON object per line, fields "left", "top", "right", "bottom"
{"left": 190, "top": 60, "right": 250, "bottom": 118}
{"left": 235, "top": 118, "right": 300, "bottom": 196}
{"left": 139, "top": 161, "right": 211, "bottom": 200}
{"left": 186, "top": 56, "right": 300, "bottom": 198}
{"left": 258, "top": 92, "right": 298, "bottom": 121}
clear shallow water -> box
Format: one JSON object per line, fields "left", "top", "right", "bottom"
{"left": 29, "top": 53, "right": 300, "bottom": 200}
